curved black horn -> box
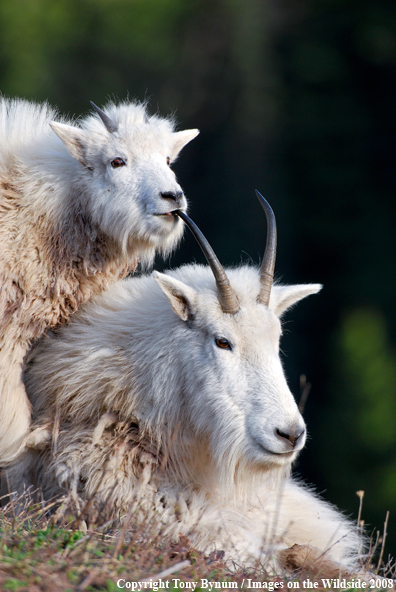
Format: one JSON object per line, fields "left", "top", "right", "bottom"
{"left": 255, "top": 190, "right": 277, "bottom": 306}
{"left": 90, "top": 101, "right": 118, "bottom": 133}
{"left": 175, "top": 211, "right": 240, "bottom": 315}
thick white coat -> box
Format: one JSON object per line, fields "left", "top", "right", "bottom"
{"left": 13, "top": 264, "right": 361, "bottom": 573}
{"left": 0, "top": 98, "right": 198, "bottom": 463}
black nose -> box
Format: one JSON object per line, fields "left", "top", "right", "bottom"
{"left": 160, "top": 191, "right": 184, "bottom": 205}
{"left": 276, "top": 427, "right": 305, "bottom": 449}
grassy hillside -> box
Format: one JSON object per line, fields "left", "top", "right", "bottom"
{"left": 0, "top": 491, "right": 394, "bottom": 591}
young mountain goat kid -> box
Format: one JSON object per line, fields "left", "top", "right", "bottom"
{"left": 12, "top": 192, "right": 361, "bottom": 575}
{"left": 0, "top": 97, "right": 198, "bottom": 464}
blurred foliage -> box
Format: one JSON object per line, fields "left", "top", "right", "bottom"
{"left": 342, "top": 308, "right": 396, "bottom": 453}
{"left": 321, "top": 308, "right": 396, "bottom": 552}
{"left": 0, "top": 0, "right": 395, "bottom": 557}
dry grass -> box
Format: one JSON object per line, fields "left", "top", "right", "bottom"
{"left": 0, "top": 490, "right": 279, "bottom": 592}
{"left": 0, "top": 489, "right": 394, "bottom": 592}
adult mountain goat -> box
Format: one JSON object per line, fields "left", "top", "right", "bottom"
{"left": 13, "top": 192, "right": 360, "bottom": 575}
{"left": 0, "top": 97, "right": 198, "bottom": 465}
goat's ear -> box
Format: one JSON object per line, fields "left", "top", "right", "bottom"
{"left": 270, "top": 284, "right": 322, "bottom": 317}
{"left": 153, "top": 271, "right": 197, "bottom": 322}
{"left": 50, "top": 122, "right": 88, "bottom": 166}
{"left": 170, "top": 129, "right": 199, "bottom": 162}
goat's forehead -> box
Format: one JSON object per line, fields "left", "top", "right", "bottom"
{"left": 234, "top": 306, "right": 281, "bottom": 339}
{"left": 106, "top": 126, "right": 171, "bottom": 156}
{"left": 197, "top": 294, "right": 281, "bottom": 340}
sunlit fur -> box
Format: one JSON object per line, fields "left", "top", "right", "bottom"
{"left": 9, "top": 265, "right": 360, "bottom": 572}
{"left": 0, "top": 97, "right": 198, "bottom": 464}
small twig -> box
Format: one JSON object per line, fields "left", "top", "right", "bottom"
{"left": 21, "top": 498, "right": 60, "bottom": 522}
{"left": 96, "top": 518, "right": 117, "bottom": 532}
{"left": 124, "top": 527, "right": 139, "bottom": 558}
{"left": 356, "top": 490, "right": 364, "bottom": 529}
{"left": 141, "top": 559, "right": 191, "bottom": 582}
{"left": 4, "top": 471, "right": 16, "bottom": 522}
{"left": 356, "top": 490, "right": 365, "bottom": 557}
{"left": 298, "top": 374, "right": 311, "bottom": 414}
{"left": 66, "top": 534, "right": 92, "bottom": 556}
{"left": 377, "top": 511, "right": 390, "bottom": 573}
{"left": 113, "top": 496, "right": 138, "bottom": 558}
{"left": 76, "top": 569, "right": 99, "bottom": 591}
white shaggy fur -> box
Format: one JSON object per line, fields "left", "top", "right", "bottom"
{"left": 0, "top": 97, "right": 198, "bottom": 464}
{"left": 8, "top": 264, "right": 362, "bottom": 574}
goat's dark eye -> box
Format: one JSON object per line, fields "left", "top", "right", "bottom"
{"left": 215, "top": 338, "right": 231, "bottom": 350}
{"left": 166, "top": 156, "right": 171, "bottom": 166}
{"left": 111, "top": 158, "right": 126, "bottom": 168}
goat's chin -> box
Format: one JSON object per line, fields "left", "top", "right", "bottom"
{"left": 247, "top": 444, "right": 298, "bottom": 469}
{"left": 141, "top": 215, "right": 184, "bottom": 253}
{"left": 151, "top": 213, "right": 183, "bottom": 234}
{"left": 121, "top": 218, "right": 183, "bottom": 265}
{"left": 142, "top": 210, "right": 184, "bottom": 239}
{"left": 261, "top": 451, "right": 296, "bottom": 469}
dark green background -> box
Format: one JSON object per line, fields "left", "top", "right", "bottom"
{"left": 1, "top": 0, "right": 395, "bottom": 563}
